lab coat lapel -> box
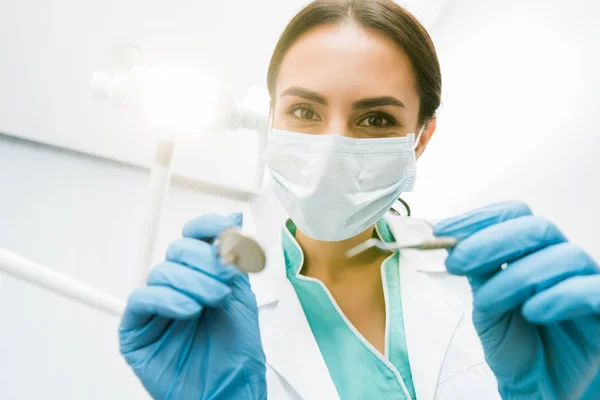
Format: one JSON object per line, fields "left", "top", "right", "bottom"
{"left": 400, "top": 260, "right": 463, "bottom": 400}
{"left": 254, "top": 242, "right": 339, "bottom": 400}
{"left": 387, "top": 216, "right": 464, "bottom": 400}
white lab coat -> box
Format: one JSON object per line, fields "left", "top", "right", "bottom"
{"left": 249, "top": 214, "right": 502, "bottom": 400}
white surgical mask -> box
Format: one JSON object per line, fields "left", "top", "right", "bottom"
{"left": 263, "top": 128, "right": 423, "bottom": 241}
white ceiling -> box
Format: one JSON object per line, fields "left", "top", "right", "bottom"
{"left": 0, "top": 0, "right": 451, "bottom": 190}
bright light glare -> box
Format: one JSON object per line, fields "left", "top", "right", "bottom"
{"left": 242, "top": 85, "right": 270, "bottom": 116}
{"left": 137, "top": 64, "right": 221, "bottom": 135}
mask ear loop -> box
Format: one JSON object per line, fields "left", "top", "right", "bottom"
{"left": 268, "top": 99, "right": 274, "bottom": 133}
{"left": 389, "top": 123, "right": 426, "bottom": 217}
{"left": 410, "top": 123, "right": 427, "bottom": 151}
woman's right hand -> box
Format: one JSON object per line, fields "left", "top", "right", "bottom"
{"left": 119, "top": 213, "right": 267, "bottom": 400}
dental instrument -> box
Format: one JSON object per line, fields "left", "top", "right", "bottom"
{"left": 216, "top": 229, "right": 266, "bottom": 273}
{"left": 346, "top": 236, "right": 459, "bottom": 258}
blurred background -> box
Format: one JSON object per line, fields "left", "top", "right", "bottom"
{"left": 0, "top": 0, "right": 598, "bottom": 398}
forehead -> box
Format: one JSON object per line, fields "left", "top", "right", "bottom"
{"left": 276, "top": 23, "right": 418, "bottom": 106}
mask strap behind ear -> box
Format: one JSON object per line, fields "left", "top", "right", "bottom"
{"left": 268, "top": 102, "right": 274, "bottom": 132}
{"left": 410, "top": 123, "right": 426, "bottom": 151}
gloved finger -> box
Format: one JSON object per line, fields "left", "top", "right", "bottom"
{"left": 147, "top": 261, "right": 232, "bottom": 306}
{"left": 467, "top": 271, "right": 498, "bottom": 293}
{"left": 182, "top": 212, "right": 243, "bottom": 240}
{"left": 433, "top": 200, "right": 532, "bottom": 239}
{"left": 119, "top": 316, "right": 172, "bottom": 354}
{"left": 474, "top": 243, "right": 598, "bottom": 316}
{"left": 166, "top": 238, "right": 240, "bottom": 283}
{"left": 444, "top": 215, "right": 567, "bottom": 276}
{"left": 522, "top": 275, "right": 600, "bottom": 323}
{"left": 120, "top": 286, "right": 203, "bottom": 331}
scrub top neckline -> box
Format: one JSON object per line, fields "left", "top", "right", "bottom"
{"left": 282, "top": 218, "right": 417, "bottom": 400}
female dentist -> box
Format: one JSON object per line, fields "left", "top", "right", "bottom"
{"left": 118, "top": 1, "right": 600, "bottom": 399}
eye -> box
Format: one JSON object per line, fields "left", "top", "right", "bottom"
{"left": 358, "top": 113, "right": 397, "bottom": 128}
{"left": 287, "top": 106, "right": 321, "bottom": 121}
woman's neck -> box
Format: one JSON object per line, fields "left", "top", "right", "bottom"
{"left": 295, "top": 225, "right": 389, "bottom": 282}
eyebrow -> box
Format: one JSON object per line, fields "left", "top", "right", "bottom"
{"left": 280, "top": 86, "right": 406, "bottom": 110}
{"left": 352, "top": 96, "right": 406, "bottom": 110}
{"left": 281, "top": 87, "right": 328, "bottom": 105}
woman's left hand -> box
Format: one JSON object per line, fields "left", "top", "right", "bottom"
{"left": 433, "top": 201, "right": 600, "bottom": 400}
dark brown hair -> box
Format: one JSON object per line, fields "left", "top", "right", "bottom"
{"left": 267, "top": 0, "right": 441, "bottom": 126}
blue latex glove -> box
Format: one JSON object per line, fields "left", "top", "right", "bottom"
{"left": 119, "top": 213, "right": 267, "bottom": 400}
{"left": 434, "top": 201, "right": 600, "bottom": 400}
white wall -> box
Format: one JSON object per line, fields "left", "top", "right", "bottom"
{"left": 0, "top": 134, "right": 249, "bottom": 399}
{"left": 407, "top": 0, "right": 600, "bottom": 262}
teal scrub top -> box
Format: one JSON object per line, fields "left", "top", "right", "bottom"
{"left": 282, "top": 219, "right": 417, "bottom": 400}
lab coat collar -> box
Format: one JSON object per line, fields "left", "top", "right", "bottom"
{"left": 386, "top": 215, "right": 464, "bottom": 400}
{"left": 250, "top": 240, "right": 286, "bottom": 308}
{"left": 251, "top": 241, "right": 340, "bottom": 399}
{"left": 398, "top": 261, "right": 463, "bottom": 400}
{"left": 249, "top": 215, "right": 463, "bottom": 400}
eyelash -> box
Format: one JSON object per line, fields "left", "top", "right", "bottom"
{"left": 284, "top": 105, "right": 321, "bottom": 122}
{"left": 284, "top": 105, "right": 400, "bottom": 128}
{"left": 357, "top": 112, "right": 399, "bottom": 128}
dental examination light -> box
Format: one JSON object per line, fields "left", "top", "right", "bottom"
{"left": 91, "top": 63, "right": 270, "bottom": 286}
{"left": 0, "top": 57, "right": 270, "bottom": 319}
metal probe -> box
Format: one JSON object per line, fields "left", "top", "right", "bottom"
{"left": 346, "top": 236, "right": 459, "bottom": 258}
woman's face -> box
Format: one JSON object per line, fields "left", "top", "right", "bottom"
{"left": 272, "top": 23, "right": 435, "bottom": 157}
